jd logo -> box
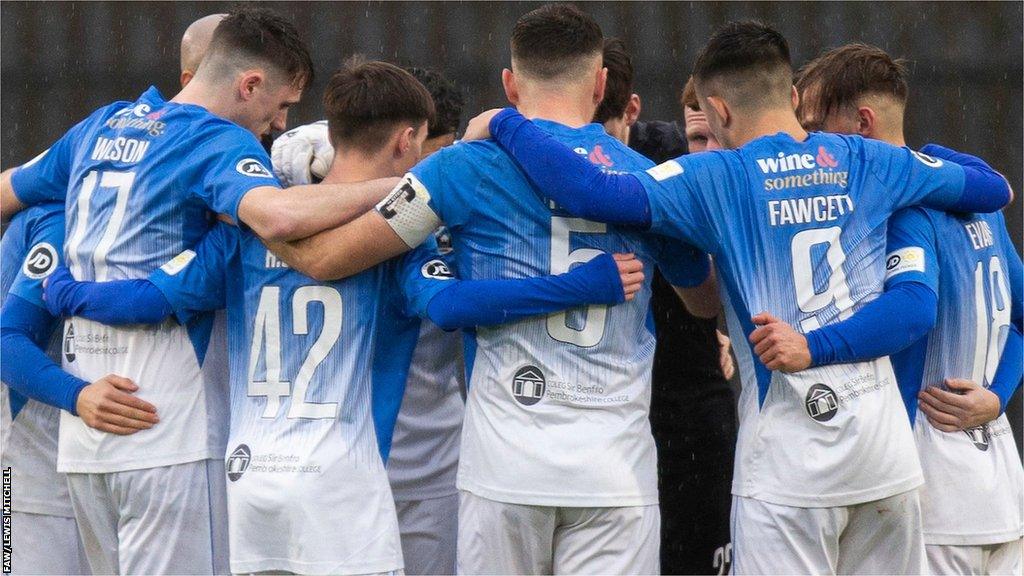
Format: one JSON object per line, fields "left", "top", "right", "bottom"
{"left": 805, "top": 383, "right": 839, "bottom": 422}
{"left": 511, "top": 365, "right": 546, "bottom": 406}
{"left": 23, "top": 242, "right": 58, "bottom": 279}
{"left": 226, "top": 444, "right": 252, "bottom": 481}
{"left": 235, "top": 159, "right": 273, "bottom": 178}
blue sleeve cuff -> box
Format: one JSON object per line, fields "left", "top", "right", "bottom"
{"left": 989, "top": 322, "right": 1023, "bottom": 414}
{"left": 426, "top": 252, "right": 624, "bottom": 330}
{"left": 920, "top": 144, "right": 1010, "bottom": 213}
{"left": 808, "top": 281, "right": 937, "bottom": 366}
{"left": 45, "top": 266, "right": 173, "bottom": 325}
{"left": 0, "top": 294, "right": 87, "bottom": 414}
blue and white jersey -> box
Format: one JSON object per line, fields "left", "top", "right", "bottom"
{"left": 0, "top": 203, "right": 73, "bottom": 517}
{"left": 887, "top": 207, "right": 1023, "bottom": 545}
{"left": 150, "top": 222, "right": 451, "bottom": 574}
{"left": 387, "top": 228, "right": 466, "bottom": 502}
{"left": 402, "top": 120, "right": 709, "bottom": 507}
{"left": 638, "top": 132, "right": 966, "bottom": 506}
{"left": 10, "top": 87, "right": 275, "bottom": 472}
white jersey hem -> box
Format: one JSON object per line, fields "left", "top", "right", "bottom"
{"left": 458, "top": 480, "right": 658, "bottom": 508}
{"left": 732, "top": 473, "right": 923, "bottom": 508}
{"left": 230, "top": 557, "right": 403, "bottom": 575}
{"left": 924, "top": 528, "right": 1024, "bottom": 547}
{"left": 57, "top": 447, "right": 217, "bottom": 474}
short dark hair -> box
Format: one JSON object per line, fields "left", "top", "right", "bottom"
{"left": 795, "top": 43, "right": 909, "bottom": 123}
{"left": 692, "top": 21, "right": 792, "bottom": 110}
{"left": 323, "top": 57, "right": 435, "bottom": 153}
{"left": 511, "top": 4, "right": 603, "bottom": 80}
{"left": 206, "top": 6, "right": 314, "bottom": 89}
{"left": 681, "top": 76, "right": 699, "bottom": 112}
{"left": 594, "top": 38, "right": 634, "bottom": 124}
{"left": 405, "top": 67, "right": 464, "bottom": 139}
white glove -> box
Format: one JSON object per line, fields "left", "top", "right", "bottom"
{"left": 271, "top": 120, "right": 334, "bottom": 186}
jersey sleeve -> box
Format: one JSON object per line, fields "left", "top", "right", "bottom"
{"left": 646, "top": 233, "right": 710, "bottom": 288}
{"left": 635, "top": 154, "right": 715, "bottom": 250}
{"left": 862, "top": 139, "right": 966, "bottom": 213}
{"left": 392, "top": 235, "right": 458, "bottom": 319}
{"left": 148, "top": 222, "right": 237, "bottom": 324}
{"left": 8, "top": 206, "right": 65, "bottom": 309}
{"left": 883, "top": 207, "right": 939, "bottom": 293}
{"left": 187, "top": 123, "right": 282, "bottom": 223}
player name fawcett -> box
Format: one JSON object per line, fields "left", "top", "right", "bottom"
{"left": 767, "top": 194, "right": 854, "bottom": 226}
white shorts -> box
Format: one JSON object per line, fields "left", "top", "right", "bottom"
{"left": 10, "top": 511, "right": 88, "bottom": 575}
{"left": 731, "top": 489, "right": 924, "bottom": 575}
{"left": 395, "top": 493, "right": 458, "bottom": 576}
{"left": 926, "top": 540, "right": 1023, "bottom": 575}
{"left": 66, "top": 458, "right": 229, "bottom": 575}
{"left": 457, "top": 490, "right": 659, "bottom": 575}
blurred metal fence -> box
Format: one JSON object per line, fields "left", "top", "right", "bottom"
{"left": 2, "top": 1, "right": 1022, "bottom": 440}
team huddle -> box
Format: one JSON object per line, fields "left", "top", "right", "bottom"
{"left": 0, "top": 3, "right": 1021, "bottom": 576}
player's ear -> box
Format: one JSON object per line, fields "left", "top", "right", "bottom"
{"left": 624, "top": 94, "right": 642, "bottom": 127}
{"left": 238, "top": 70, "right": 264, "bottom": 101}
{"left": 790, "top": 85, "right": 800, "bottom": 111}
{"left": 856, "top": 106, "right": 875, "bottom": 138}
{"left": 705, "top": 95, "right": 730, "bottom": 128}
{"left": 502, "top": 69, "right": 520, "bottom": 106}
{"left": 593, "top": 66, "right": 608, "bottom": 106}
{"left": 180, "top": 70, "right": 193, "bottom": 89}
{"left": 396, "top": 126, "right": 414, "bottom": 158}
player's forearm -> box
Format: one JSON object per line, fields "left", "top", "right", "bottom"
{"left": 919, "top": 144, "right": 1011, "bottom": 213}
{"left": 0, "top": 295, "right": 86, "bottom": 414}
{"left": 425, "top": 253, "right": 625, "bottom": 330}
{"left": 806, "top": 281, "right": 937, "bottom": 366}
{"left": 45, "top": 267, "right": 172, "bottom": 325}
{"left": 988, "top": 321, "right": 1022, "bottom": 414}
{"left": 489, "top": 108, "right": 652, "bottom": 226}
{"left": 239, "top": 178, "right": 399, "bottom": 242}
{"left": 263, "top": 210, "right": 410, "bottom": 281}
{"left": 673, "top": 271, "right": 720, "bottom": 319}
{"left": 1, "top": 168, "right": 26, "bottom": 222}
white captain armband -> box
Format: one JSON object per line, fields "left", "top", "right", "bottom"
{"left": 375, "top": 173, "right": 441, "bottom": 248}
{"left": 884, "top": 246, "right": 926, "bottom": 280}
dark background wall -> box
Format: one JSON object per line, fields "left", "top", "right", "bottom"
{"left": 2, "top": 1, "right": 1021, "bottom": 445}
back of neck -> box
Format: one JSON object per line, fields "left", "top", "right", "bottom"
{"left": 324, "top": 150, "right": 393, "bottom": 184}
{"left": 516, "top": 92, "right": 594, "bottom": 128}
{"left": 733, "top": 108, "right": 807, "bottom": 147}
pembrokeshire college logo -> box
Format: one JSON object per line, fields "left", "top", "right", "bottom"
{"left": 63, "top": 321, "right": 76, "bottom": 363}
{"left": 226, "top": 444, "right": 252, "bottom": 481}
{"left": 963, "top": 425, "right": 990, "bottom": 451}
{"left": 805, "top": 383, "right": 839, "bottom": 422}
{"left": 22, "top": 242, "right": 58, "bottom": 279}
{"left": 511, "top": 365, "right": 546, "bottom": 406}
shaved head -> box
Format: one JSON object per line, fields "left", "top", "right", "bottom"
{"left": 180, "top": 13, "right": 226, "bottom": 84}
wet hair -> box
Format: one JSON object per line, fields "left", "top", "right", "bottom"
{"left": 795, "top": 43, "right": 909, "bottom": 124}
{"left": 510, "top": 4, "right": 603, "bottom": 81}
{"left": 323, "top": 57, "right": 436, "bottom": 153}
{"left": 204, "top": 6, "right": 314, "bottom": 89}
{"left": 405, "top": 67, "right": 465, "bottom": 139}
{"left": 594, "top": 37, "right": 634, "bottom": 124}
{"left": 692, "top": 20, "right": 792, "bottom": 110}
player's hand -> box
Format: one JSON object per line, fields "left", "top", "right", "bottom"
{"left": 749, "top": 312, "right": 811, "bottom": 372}
{"left": 462, "top": 108, "right": 503, "bottom": 141}
{"left": 717, "top": 329, "right": 736, "bottom": 380}
{"left": 75, "top": 374, "right": 159, "bottom": 435}
{"left": 270, "top": 120, "right": 333, "bottom": 187}
{"left": 918, "top": 378, "right": 1001, "bottom": 432}
{"left": 614, "top": 253, "right": 644, "bottom": 301}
